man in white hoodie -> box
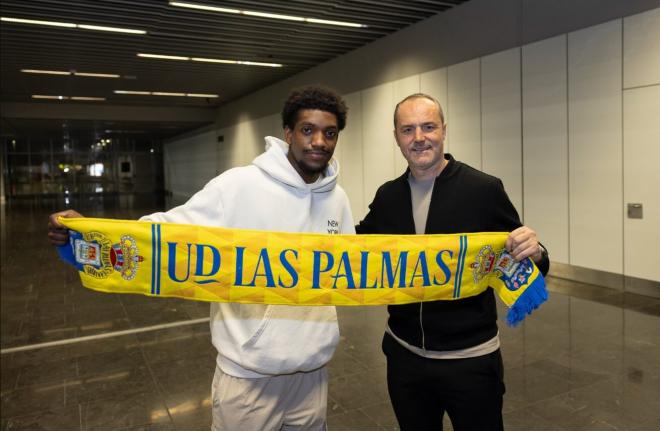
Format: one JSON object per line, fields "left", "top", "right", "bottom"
{"left": 48, "top": 86, "right": 355, "bottom": 430}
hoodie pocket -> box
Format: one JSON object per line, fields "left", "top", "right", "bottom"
{"left": 240, "top": 305, "right": 339, "bottom": 374}
{"left": 241, "top": 305, "right": 274, "bottom": 348}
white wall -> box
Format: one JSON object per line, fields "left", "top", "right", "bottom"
{"left": 164, "top": 8, "right": 660, "bottom": 283}
{"left": 163, "top": 128, "right": 218, "bottom": 199}
{"left": 334, "top": 91, "right": 365, "bottom": 219}
{"left": 361, "top": 82, "right": 396, "bottom": 212}
{"left": 623, "top": 7, "right": 660, "bottom": 89}
{"left": 420, "top": 68, "right": 448, "bottom": 120}
{"left": 623, "top": 86, "right": 660, "bottom": 281}
{"left": 622, "top": 8, "right": 660, "bottom": 281}
{"left": 522, "top": 35, "right": 569, "bottom": 264}
{"left": 447, "top": 59, "right": 482, "bottom": 169}
{"left": 210, "top": 113, "right": 281, "bottom": 175}
{"left": 568, "top": 20, "right": 623, "bottom": 274}
{"left": 481, "top": 48, "right": 523, "bottom": 215}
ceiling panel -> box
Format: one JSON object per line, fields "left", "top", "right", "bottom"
{"left": 1, "top": 0, "right": 469, "bottom": 136}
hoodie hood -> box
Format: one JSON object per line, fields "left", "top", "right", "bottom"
{"left": 252, "top": 136, "right": 339, "bottom": 193}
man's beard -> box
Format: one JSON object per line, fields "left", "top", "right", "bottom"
{"left": 298, "top": 160, "right": 329, "bottom": 178}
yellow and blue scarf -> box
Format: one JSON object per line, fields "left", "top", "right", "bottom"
{"left": 57, "top": 217, "right": 548, "bottom": 325}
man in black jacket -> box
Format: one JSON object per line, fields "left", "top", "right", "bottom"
{"left": 356, "top": 93, "right": 550, "bottom": 431}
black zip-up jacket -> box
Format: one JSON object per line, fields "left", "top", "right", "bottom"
{"left": 356, "top": 154, "right": 550, "bottom": 351}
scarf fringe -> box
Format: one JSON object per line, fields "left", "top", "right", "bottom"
{"left": 506, "top": 277, "right": 548, "bottom": 326}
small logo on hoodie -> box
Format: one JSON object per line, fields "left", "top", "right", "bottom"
{"left": 327, "top": 219, "right": 339, "bottom": 234}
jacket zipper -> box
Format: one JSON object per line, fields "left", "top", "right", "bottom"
{"left": 419, "top": 302, "right": 426, "bottom": 350}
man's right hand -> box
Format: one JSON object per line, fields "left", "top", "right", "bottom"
{"left": 48, "top": 209, "right": 84, "bottom": 246}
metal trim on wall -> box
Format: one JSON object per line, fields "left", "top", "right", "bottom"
{"left": 550, "top": 261, "right": 660, "bottom": 298}
{"left": 625, "top": 275, "right": 660, "bottom": 299}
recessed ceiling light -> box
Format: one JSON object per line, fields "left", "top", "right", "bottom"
{"left": 1, "top": 17, "right": 76, "bottom": 28}
{"left": 151, "top": 92, "right": 186, "bottom": 97}
{"left": 114, "top": 90, "right": 219, "bottom": 98}
{"left": 77, "top": 24, "right": 146, "bottom": 34}
{"left": 242, "top": 11, "right": 305, "bottom": 22}
{"left": 186, "top": 93, "right": 219, "bottom": 98}
{"left": 32, "top": 95, "right": 68, "bottom": 100}
{"left": 71, "top": 96, "right": 106, "bottom": 101}
{"left": 1, "top": 16, "right": 146, "bottom": 34}
{"left": 21, "top": 69, "right": 120, "bottom": 78}
{"left": 139, "top": 54, "right": 283, "bottom": 68}
{"left": 237, "top": 61, "right": 282, "bottom": 67}
{"left": 137, "top": 53, "right": 190, "bottom": 61}
{"left": 168, "top": 1, "right": 240, "bottom": 14}
{"left": 305, "top": 18, "right": 365, "bottom": 28}
{"left": 114, "top": 90, "right": 151, "bottom": 95}
{"left": 192, "top": 57, "right": 281, "bottom": 67}
{"left": 32, "top": 94, "right": 104, "bottom": 101}
{"left": 21, "top": 69, "right": 71, "bottom": 76}
{"left": 189, "top": 57, "right": 236, "bottom": 65}
{"left": 168, "top": 1, "right": 366, "bottom": 28}
{"left": 74, "top": 72, "right": 120, "bottom": 78}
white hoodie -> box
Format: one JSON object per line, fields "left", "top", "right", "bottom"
{"left": 143, "top": 136, "right": 355, "bottom": 377}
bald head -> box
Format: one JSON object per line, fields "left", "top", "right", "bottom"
{"left": 393, "top": 93, "right": 445, "bottom": 127}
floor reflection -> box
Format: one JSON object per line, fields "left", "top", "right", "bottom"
{"left": 1, "top": 195, "right": 659, "bottom": 431}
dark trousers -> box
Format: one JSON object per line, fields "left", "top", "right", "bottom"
{"left": 382, "top": 332, "right": 505, "bottom": 431}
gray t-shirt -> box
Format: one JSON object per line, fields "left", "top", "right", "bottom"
{"left": 407, "top": 173, "right": 435, "bottom": 234}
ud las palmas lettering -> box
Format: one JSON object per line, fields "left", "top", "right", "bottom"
{"left": 56, "top": 217, "right": 548, "bottom": 325}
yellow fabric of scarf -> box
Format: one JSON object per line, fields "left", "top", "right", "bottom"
{"left": 57, "top": 217, "right": 548, "bottom": 325}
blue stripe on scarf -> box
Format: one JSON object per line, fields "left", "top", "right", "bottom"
{"left": 156, "top": 224, "right": 161, "bottom": 295}
{"left": 151, "top": 224, "right": 156, "bottom": 295}
{"left": 453, "top": 235, "right": 467, "bottom": 298}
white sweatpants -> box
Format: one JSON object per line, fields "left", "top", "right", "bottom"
{"left": 211, "top": 365, "right": 328, "bottom": 431}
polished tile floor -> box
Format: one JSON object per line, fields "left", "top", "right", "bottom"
{"left": 1, "top": 195, "right": 659, "bottom": 431}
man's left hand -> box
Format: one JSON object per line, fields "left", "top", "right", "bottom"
{"left": 505, "top": 226, "right": 543, "bottom": 263}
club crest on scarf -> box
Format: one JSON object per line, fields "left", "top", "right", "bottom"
{"left": 70, "top": 231, "right": 144, "bottom": 280}
{"left": 471, "top": 246, "right": 532, "bottom": 292}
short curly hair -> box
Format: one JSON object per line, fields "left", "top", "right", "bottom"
{"left": 281, "top": 86, "right": 348, "bottom": 131}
